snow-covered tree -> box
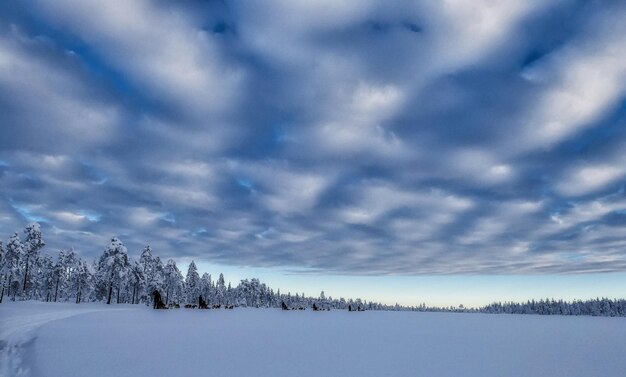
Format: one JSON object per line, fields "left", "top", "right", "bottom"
{"left": 200, "top": 273, "right": 212, "bottom": 305}
{"left": 68, "top": 259, "right": 91, "bottom": 304}
{"left": 52, "top": 251, "right": 67, "bottom": 302}
{"left": 139, "top": 245, "right": 154, "bottom": 276}
{"left": 37, "top": 254, "right": 55, "bottom": 302}
{"left": 129, "top": 260, "right": 144, "bottom": 305}
{"left": 216, "top": 273, "right": 226, "bottom": 305}
{"left": 95, "top": 238, "right": 131, "bottom": 304}
{"left": 145, "top": 256, "right": 165, "bottom": 305}
{"left": 185, "top": 261, "right": 200, "bottom": 305}
{"left": 163, "top": 259, "right": 183, "bottom": 305}
{"left": 22, "top": 222, "right": 45, "bottom": 298}
{"left": 0, "top": 241, "right": 5, "bottom": 303}
{"left": 4, "top": 233, "right": 24, "bottom": 301}
{"left": 61, "top": 248, "right": 79, "bottom": 301}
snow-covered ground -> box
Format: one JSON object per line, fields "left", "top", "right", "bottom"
{"left": 2, "top": 302, "right": 626, "bottom": 377}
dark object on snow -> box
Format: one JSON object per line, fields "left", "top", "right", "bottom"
{"left": 226, "top": 305, "right": 234, "bottom": 309}
{"left": 281, "top": 301, "right": 290, "bottom": 310}
{"left": 313, "top": 303, "right": 320, "bottom": 311}
{"left": 212, "top": 304, "right": 221, "bottom": 309}
{"left": 184, "top": 304, "right": 198, "bottom": 309}
{"left": 153, "top": 290, "right": 167, "bottom": 309}
{"left": 358, "top": 306, "right": 365, "bottom": 312}
{"left": 199, "top": 295, "right": 209, "bottom": 309}
{"left": 348, "top": 304, "right": 353, "bottom": 311}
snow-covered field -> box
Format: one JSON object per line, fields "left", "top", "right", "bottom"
{"left": 2, "top": 302, "right": 625, "bottom": 377}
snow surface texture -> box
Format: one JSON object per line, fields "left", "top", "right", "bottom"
{"left": 0, "top": 302, "right": 126, "bottom": 377}
{"left": 2, "top": 302, "right": 626, "bottom": 377}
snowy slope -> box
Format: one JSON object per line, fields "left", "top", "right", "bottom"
{"left": 0, "top": 302, "right": 127, "bottom": 377}
{"left": 2, "top": 302, "right": 626, "bottom": 377}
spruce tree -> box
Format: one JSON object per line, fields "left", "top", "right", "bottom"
{"left": 0, "top": 241, "right": 4, "bottom": 303}
{"left": 22, "top": 223, "right": 45, "bottom": 298}
{"left": 164, "top": 259, "right": 183, "bottom": 305}
{"left": 95, "top": 238, "right": 131, "bottom": 304}
{"left": 185, "top": 261, "right": 200, "bottom": 305}
{"left": 5, "top": 233, "right": 24, "bottom": 300}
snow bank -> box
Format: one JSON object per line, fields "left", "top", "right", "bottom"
{"left": 3, "top": 302, "right": 626, "bottom": 377}
{"left": 0, "top": 301, "right": 126, "bottom": 377}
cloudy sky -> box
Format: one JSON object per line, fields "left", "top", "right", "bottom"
{"left": 1, "top": 0, "right": 626, "bottom": 305}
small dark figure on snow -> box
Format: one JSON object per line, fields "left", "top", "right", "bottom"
{"left": 281, "top": 301, "right": 290, "bottom": 310}
{"left": 153, "top": 290, "right": 167, "bottom": 309}
{"left": 313, "top": 303, "right": 320, "bottom": 311}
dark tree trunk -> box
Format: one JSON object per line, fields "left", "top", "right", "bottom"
{"left": 132, "top": 283, "right": 138, "bottom": 304}
{"left": 76, "top": 281, "right": 81, "bottom": 304}
{"left": 0, "top": 285, "right": 4, "bottom": 304}
{"left": 116, "top": 286, "right": 120, "bottom": 304}
{"left": 54, "top": 275, "right": 60, "bottom": 302}
{"left": 107, "top": 282, "right": 113, "bottom": 305}
{"left": 22, "top": 256, "right": 30, "bottom": 296}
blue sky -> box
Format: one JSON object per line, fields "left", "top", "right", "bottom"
{"left": 1, "top": 0, "right": 626, "bottom": 306}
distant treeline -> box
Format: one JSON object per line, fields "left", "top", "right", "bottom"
{"left": 1, "top": 223, "right": 624, "bottom": 317}
{"left": 477, "top": 298, "right": 626, "bottom": 317}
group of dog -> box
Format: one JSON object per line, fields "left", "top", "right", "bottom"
{"left": 281, "top": 301, "right": 332, "bottom": 311}
{"left": 152, "top": 290, "right": 233, "bottom": 310}
{"left": 153, "top": 291, "right": 364, "bottom": 311}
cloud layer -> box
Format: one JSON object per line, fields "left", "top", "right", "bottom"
{"left": 1, "top": 0, "right": 626, "bottom": 274}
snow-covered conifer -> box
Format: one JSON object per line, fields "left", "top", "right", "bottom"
{"left": 5, "top": 233, "right": 24, "bottom": 301}
{"left": 0, "top": 241, "right": 5, "bottom": 303}
{"left": 36, "top": 254, "right": 55, "bottom": 302}
{"left": 163, "top": 259, "right": 183, "bottom": 305}
{"left": 200, "top": 273, "right": 212, "bottom": 305}
{"left": 69, "top": 259, "right": 92, "bottom": 303}
{"left": 22, "top": 222, "right": 45, "bottom": 297}
{"left": 53, "top": 251, "right": 67, "bottom": 302}
{"left": 216, "top": 273, "right": 226, "bottom": 305}
{"left": 95, "top": 238, "right": 131, "bottom": 304}
{"left": 129, "top": 260, "right": 144, "bottom": 305}
{"left": 185, "top": 261, "right": 200, "bottom": 305}
{"left": 145, "top": 255, "right": 165, "bottom": 305}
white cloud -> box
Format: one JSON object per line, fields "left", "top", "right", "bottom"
{"left": 449, "top": 149, "right": 515, "bottom": 185}
{"left": 456, "top": 200, "right": 542, "bottom": 246}
{"left": 230, "top": 161, "right": 335, "bottom": 215}
{"left": 311, "top": 82, "right": 408, "bottom": 158}
{"left": 36, "top": 0, "right": 245, "bottom": 118}
{"left": 338, "top": 182, "right": 473, "bottom": 225}
{"left": 519, "top": 8, "right": 626, "bottom": 150}
{"left": 0, "top": 31, "right": 121, "bottom": 149}
{"left": 557, "top": 163, "right": 626, "bottom": 197}
{"left": 424, "top": 0, "right": 544, "bottom": 69}
{"left": 164, "top": 160, "right": 215, "bottom": 180}
{"left": 126, "top": 207, "right": 166, "bottom": 228}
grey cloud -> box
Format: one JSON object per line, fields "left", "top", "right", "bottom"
{"left": 1, "top": 0, "right": 626, "bottom": 275}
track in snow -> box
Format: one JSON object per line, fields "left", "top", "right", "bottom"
{"left": 0, "top": 301, "right": 129, "bottom": 377}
